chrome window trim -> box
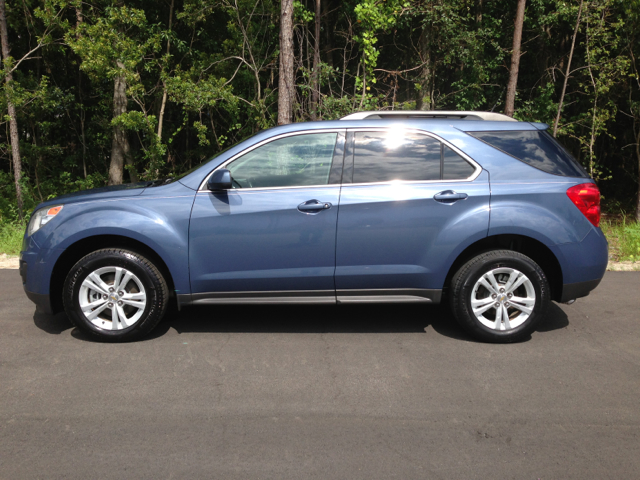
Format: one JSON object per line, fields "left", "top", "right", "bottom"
{"left": 198, "top": 126, "right": 483, "bottom": 192}
{"left": 198, "top": 129, "right": 346, "bottom": 191}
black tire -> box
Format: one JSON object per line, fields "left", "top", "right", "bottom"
{"left": 63, "top": 249, "right": 169, "bottom": 342}
{"left": 449, "top": 250, "right": 550, "bottom": 343}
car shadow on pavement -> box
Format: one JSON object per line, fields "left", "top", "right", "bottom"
{"left": 33, "top": 301, "right": 569, "bottom": 343}
{"left": 150, "top": 301, "right": 570, "bottom": 342}
{"left": 33, "top": 310, "right": 74, "bottom": 335}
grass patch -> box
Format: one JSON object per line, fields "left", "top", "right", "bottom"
{"left": 600, "top": 216, "right": 640, "bottom": 262}
{"left": 0, "top": 221, "right": 25, "bottom": 256}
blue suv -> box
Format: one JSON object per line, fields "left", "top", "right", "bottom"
{"left": 20, "top": 111, "right": 608, "bottom": 342}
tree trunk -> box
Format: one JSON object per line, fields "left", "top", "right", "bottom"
{"left": 475, "top": 0, "right": 483, "bottom": 26}
{"left": 0, "top": 0, "right": 24, "bottom": 220}
{"left": 504, "top": 0, "right": 526, "bottom": 118}
{"left": 0, "top": 0, "right": 23, "bottom": 219}
{"left": 108, "top": 62, "right": 134, "bottom": 185}
{"left": 635, "top": 122, "right": 640, "bottom": 222}
{"left": 416, "top": 26, "right": 433, "bottom": 111}
{"left": 310, "top": 0, "right": 321, "bottom": 120}
{"left": 278, "top": 0, "right": 294, "bottom": 125}
{"left": 76, "top": 5, "right": 87, "bottom": 178}
{"left": 323, "top": 0, "right": 333, "bottom": 67}
{"left": 157, "top": 0, "right": 174, "bottom": 141}
{"left": 553, "top": 0, "right": 583, "bottom": 137}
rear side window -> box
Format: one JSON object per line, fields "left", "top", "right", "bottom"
{"left": 468, "top": 130, "right": 588, "bottom": 177}
{"left": 353, "top": 132, "right": 440, "bottom": 183}
{"left": 352, "top": 131, "right": 476, "bottom": 183}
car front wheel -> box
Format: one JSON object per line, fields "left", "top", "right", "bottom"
{"left": 63, "top": 249, "right": 169, "bottom": 342}
{"left": 449, "top": 250, "right": 550, "bottom": 343}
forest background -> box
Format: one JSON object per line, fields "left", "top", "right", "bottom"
{"left": 1, "top": 0, "right": 640, "bottom": 260}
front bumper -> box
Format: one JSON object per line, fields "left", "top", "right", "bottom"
{"left": 24, "top": 288, "right": 53, "bottom": 314}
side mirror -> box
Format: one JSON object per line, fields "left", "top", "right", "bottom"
{"left": 207, "top": 168, "right": 232, "bottom": 191}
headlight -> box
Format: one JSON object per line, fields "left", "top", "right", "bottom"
{"left": 28, "top": 205, "right": 63, "bottom": 236}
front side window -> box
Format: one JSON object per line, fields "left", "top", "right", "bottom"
{"left": 227, "top": 132, "right": 338, "bottom": 188}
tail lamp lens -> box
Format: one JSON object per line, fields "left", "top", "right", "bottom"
{"left": 566, "top": 183, "right": 600, "bottom": 227}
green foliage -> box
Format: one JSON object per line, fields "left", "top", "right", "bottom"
{"left": 601, "top": 217, "right": 640, "bottom": 262}
{"left": 0, "top": 220, "right": 25, "bottom": 256}
{"left": 0, "top": 0, "right": 639, "bottom": 223}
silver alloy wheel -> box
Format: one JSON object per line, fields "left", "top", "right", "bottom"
{"left": 78, "top": 266, "right": 147, "bottom": 330}
{"left": 470, "top": 267, "right": 536, "bottom": 331}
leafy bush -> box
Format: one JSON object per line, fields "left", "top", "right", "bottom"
{"left": 0, "top": 221, "right": 25, "bottom": 256}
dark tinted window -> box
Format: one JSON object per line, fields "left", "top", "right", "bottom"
{"left": 469, "top": 130, "right": 588, "bottom": 177}
{"left": 443, "top": 146, "right": 475, "bottom": 180}
{"left": 353, "top": 132, "right": 441, "bottom": 183}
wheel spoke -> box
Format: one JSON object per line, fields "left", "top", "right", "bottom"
{"left": 111, "top": 305, "right": 119, "bottom": 330}
{"left": 510, "top": 296, "right": 535, "bottom": 315}
{"left": 478, "top": 277, "right": 498, "bottom": 295}
{"left": 88, "top": 273, "right": 111, "bottom": 294}
{"left": 116, "top": 305, "right": 129, "bottom": 328}
{"left": 120, "top": 298, "right": 144, "bottom": 309}
{"left": 82, "top": 278, "right": 107, "bottom": 295}
{"left": 484, "top": 271, "right": 501, "bottom": 293}
{"left": 81, "top": 298, "right": 107, "bottom": 313}
{"left": 112, "top": 267, "right": 123, "bottom": 292}
{"left": 116, "top": 271, "right": 133, "bottom": 292}
{"left": 502, "top": 271, "right": 521, "bottom": 293}
{"left": 472, "top": 297, "right": 496, "bottom": 316}
{"left": 471, "top": 296, "right": 494, "bottom": 307}
{"left": 121, "top": 292, "right": 145, "bottom": 301}
{"left": 85, "top": 301, "right": 109, "bottom": 321}
{"left": 501, "top": 305, "right": 511, "bottom": 330}
{"left": 506, "top": 275, "right": 527, "bottom": 295}
{"left": 493, "top": 305, "right": 503, "bottom": 330}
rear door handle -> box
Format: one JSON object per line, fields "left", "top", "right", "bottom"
{"left": 434, "top": 190, "right": 468, "bottom": 203}
{"left": 298, "top": 200, "right": 332, "bottom": 213}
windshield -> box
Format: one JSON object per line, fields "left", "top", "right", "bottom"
{"left": 170, "top": 145, "right": 235, "bottom": 183}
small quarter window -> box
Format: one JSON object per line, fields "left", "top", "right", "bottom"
{"left": 443, "top": 146, "right": 475, "bottom": 180}
{"left": 353, "top": 131, "right": 441, "bottom": 183}
{"left": 227, "top": 133, "right": 338, "bottom": 188}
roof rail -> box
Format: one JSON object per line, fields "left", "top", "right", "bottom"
{"left": 340, "top": 110, "right": 517, "bottom": 122}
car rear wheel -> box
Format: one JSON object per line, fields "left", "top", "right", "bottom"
{"left": 450, "top": 250, "right": 550, "bottom": 343}
{"left": 63, "top": 249, "right": 169, "bottom": 342}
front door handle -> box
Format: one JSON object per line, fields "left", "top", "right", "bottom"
{"left": 434, "top": 190, "right": 468, "bottom": 204}
{"left": 298, "top": 200, "right": 332, "bottom": 213}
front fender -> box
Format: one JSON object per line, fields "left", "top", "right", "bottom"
{"left": 35, "top": 193, "right": 195, "bottom": 295}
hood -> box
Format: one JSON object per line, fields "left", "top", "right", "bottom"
{"left": 36, "top": 182, "right": 149, "bottom": 210}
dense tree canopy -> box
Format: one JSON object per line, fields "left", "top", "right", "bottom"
{"left": 1, "top": 0, "right": 639, "bottom": 220}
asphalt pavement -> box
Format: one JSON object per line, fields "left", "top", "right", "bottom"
{"left": 1, "top": 269, "right": 639, "bottom": 479}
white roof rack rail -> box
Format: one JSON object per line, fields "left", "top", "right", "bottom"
{"left": 340, "top": 110, "right": 517, "bottom": 122}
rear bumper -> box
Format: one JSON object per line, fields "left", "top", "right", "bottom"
{"left": 24, "top": 288, "right": 53, "bottom": 314}
{"left": 552, "top": 227, "right": 608, "bottom": 302}
{"left": 560, "top": 277, "right": 602, "bottom": 303}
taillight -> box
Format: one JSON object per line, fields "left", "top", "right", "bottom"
{"left": 566, "top": 183, "right": 600, "bottom": 227}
